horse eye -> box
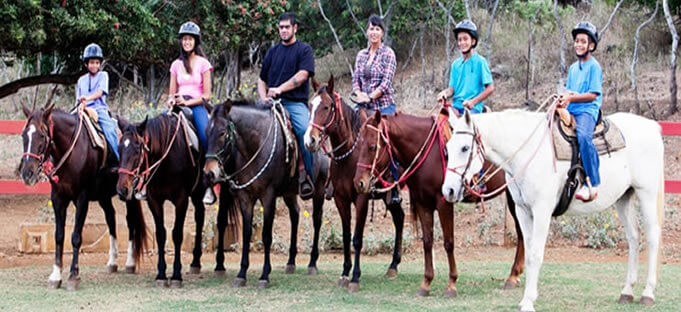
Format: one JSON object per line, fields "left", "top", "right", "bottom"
{"left": 323, "top": 106, "right": 329, "bottom": 110}
{"left": 461, "top": 146, "right": 470, "bottom": 153}
{"left": 369, "top": 144, "right": 377, "bottom": 151}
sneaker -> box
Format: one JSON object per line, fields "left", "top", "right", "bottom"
{"left": 134, "top": 189, "right": 147, "bottom": 201}
{"left": 203, "top": 187, "right": 216, "bottom": 205}
{"left": 387, "top": 188, "right": 402, "bottom": 206}
{"left": 575, "top": 185, "right": 598, "bottom": 202}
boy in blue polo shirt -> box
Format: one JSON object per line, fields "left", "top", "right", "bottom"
{"left": 76, "top": 43, "right": 119, "bottom": 161}
{"left": 437, "top": 19, "right": 494, "bottom": 115}
{"left": 557, "top": 22, "right": 603, "bottom": 202}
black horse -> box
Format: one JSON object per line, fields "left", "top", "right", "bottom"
{"left": 203, "top": 100, "right": 329, "bottom": 288}
{"left": 19, "top": 98, "right": 146, "bottom": 291}
{"left": 117, "top": 112, "right": 208, "bottom": 288}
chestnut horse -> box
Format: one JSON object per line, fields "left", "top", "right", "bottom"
{"left": 353, "top": 110, "right": 524, "bottom": 297}
{"left": 19, "top": 99, "right": 146, "bottom": 291}
{"left": 304, "top": 76, "right": 405, "bottom": 292}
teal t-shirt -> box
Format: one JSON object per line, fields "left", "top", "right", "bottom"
{"left": 448, "top": 52, "right": 493, "bottom": 113}
{"left": 565, "top": 57, "right": 602, "bottom": 122}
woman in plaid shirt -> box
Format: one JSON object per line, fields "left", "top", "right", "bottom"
{"left": 351, "top": 15, "right": 401, "bottom": 204}
{"left": 351, "top": 15, "right": 397, "bottom": 115}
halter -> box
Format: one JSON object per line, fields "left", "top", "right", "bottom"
{"left": 22, "top": 108, "right": 83, "bottom": 183}
{"left": 446, "top": 126, "right": 489, "bottom": 198}
{"left": 205, "top": 120, "right": 237, "bottom": 174}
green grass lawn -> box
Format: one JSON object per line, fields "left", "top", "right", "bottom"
{"left": 1, "top": 260, "right": 679, "bottom": 311}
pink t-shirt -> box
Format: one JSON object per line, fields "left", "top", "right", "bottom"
{"left": 170, "top": 56, "right": 213, "bottom": 99}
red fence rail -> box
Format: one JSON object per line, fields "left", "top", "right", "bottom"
{"left": 2, "top": 119, "right": 681, "bottom": 194}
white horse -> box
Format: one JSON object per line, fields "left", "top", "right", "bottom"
{"left": 441, "top": 109, "right": 664, "bottom": 311}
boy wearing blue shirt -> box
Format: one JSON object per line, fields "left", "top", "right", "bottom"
{"left": 76, "top": 43, "right": 119, "bottom": 161}
{"left": 437, "top": 20, "right": 495, "bottom": 115}
{"left": 557, "top": 22, "right": 603, "bottom": 201}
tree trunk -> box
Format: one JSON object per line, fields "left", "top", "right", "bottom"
{"left": 553, "top": 0, "right": 567, "bottom": 82}
{"left": 0, "top": 72, "right": 83, "bottom": 100}
{"left": 484, "top": 0, "right": 501, "bottom": 60}
{"left": 663, "top": 0, "right": 679, "bottom": 114}
{"left": 223, "top": 48, "right": 241, "bottom": 99}
{"left": 600, "top": 0, "right": 625, "bottom": 40}
{"left": 631, "top": 0, "right": 659, "bottom": 113}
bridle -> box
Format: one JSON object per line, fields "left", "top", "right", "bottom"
{"left": 308, "top": 91, "right": 359, "bottom": 161}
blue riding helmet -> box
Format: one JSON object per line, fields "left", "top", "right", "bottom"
{"left": 82, "top": 43, "right": 103, "bottom": 62}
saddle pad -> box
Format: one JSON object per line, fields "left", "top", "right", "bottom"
{"left": 177, "top": 113, "right": 200, "bottom": 152}
{"left": 82, "top": 110, "right": 107, "bottom": 150}
{"left": 552, "top": 115, "right": 626, "bottom": 161}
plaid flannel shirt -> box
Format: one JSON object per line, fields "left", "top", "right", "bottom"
{"left": 352, "top": 45, "right": 396, "bottom": 111}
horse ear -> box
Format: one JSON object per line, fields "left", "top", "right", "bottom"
{"left": 117, "top": 115, "right": 131, "bottom": 131}
{"left": 328, "top": 75, "right": 334, "bottom": 94}
{"left": 358, "top": 107, "right": 367, "bottom": 120}
{"left": 43, "top": 101, "right": 55, "bottom": 120}
{"left": 311, "top": 78, "right": 320, "bottom": 92}
{"left": 21, "top": 103, "right": 31, "bottom": 118}
{"left": 463, "top": 108, "right": 472, "bottom": 126}
{"left": 137, "top": 116, "right": 148, "bottom": 134}
{"left": 223, "top": 100, "right": 232, "bottom": 117}
{"left": 373, "top": 109, "right": 382, "bottom": 124}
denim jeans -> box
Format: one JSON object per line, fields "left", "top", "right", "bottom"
{"left": 190, "top": 104, "right": 209, "bottom": 151}
{"left": 281, "top": 99, "right": 314, "bottom": 179}
{"left": 575, "top": 112, "right": 600, "bottom": 186}
{"left": 95, "top": 107, "right": 120, "bottom": 161}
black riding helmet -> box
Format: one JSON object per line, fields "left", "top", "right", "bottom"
{"left": 178, "top": 21, "right": 201, "bottom": 44}
{"left": 454, "top": 19, "right": 479, "bottom": 48}
{"left": 82, "top": 43, "right": 103, "bottom": 63}
{"left": 571, "top": 21, "right": 599, "bottom": 52}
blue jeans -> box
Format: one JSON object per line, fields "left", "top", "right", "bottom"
{"left": 190, "top": 104, "right": 209, "bottom": 151}
{"left": 95, "top": 107, "right": 120, "bottom": 161}
{"left": 575, "top": 113, "right": 600, "bottom": 186}
{"left": 281, "top": 99, "right": 314, "bottom": 180}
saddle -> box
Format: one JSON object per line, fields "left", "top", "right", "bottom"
{"left": 552, "top": 109, "right": 626, "bottom": 216}
{"left": 169, "top": 105, "right": 200, "bottom": 152}
{"left": 271, "top": 102, "right": 299, "bottom": 179}
{"left": 78, "top": 107, "right": 114, "bottom": 169}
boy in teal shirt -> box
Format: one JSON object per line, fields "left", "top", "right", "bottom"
{"left": 437, "top": 19, "right": 495, "bottom": 114}
{"left": 558, "top": 21, "right": 603, "bottom": 201}
{"left": 76, "top": 43, "right": 119, "bottom": 161}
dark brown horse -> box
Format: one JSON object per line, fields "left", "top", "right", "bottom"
{"left": 303, "top": 76, "right": 405, "bottom": 292}
{"left": 19, "top": 100, "right": 146, "bottom": 291}
{"left": 203, "top": 100, "right": 329, "bottom": 289}
{"left": 353, "top": 110, "right": 525, "bottom": 297}
{"left": 116, "top": 112, "right": 207, "bottom": 288}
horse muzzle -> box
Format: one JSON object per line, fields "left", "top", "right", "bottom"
{"left": 303, "top": 131, "right": 320, "bottom": 152}
{"left": 354, "top": 175, "right": 375, "bottom": 194}
{"left": 203, "top": 160, "right": 223, "bottom": 184}
{"left": 441, "top": 183, "right": 463, "bottom": 203}
{"left": 19, "top": 162, "right": 40, "bottom": 186}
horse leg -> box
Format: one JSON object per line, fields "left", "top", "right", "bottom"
{"left": 99, "top": 198, "right": 118, "bottom": 273}
{"left": 258, "top": 191, "right": 277, "bottom": 289}
{"left": 307, "top": 193, "right": 325, "bottom": 274}
{"left": 416, "top": 203, "right": 435, "bottom": 297}
{"left": 48, "top": 194, "right": 68, "bottom": 289}
{"left": 504, "top": 190, "right": 525, "bottom": 289}
{"left": 214, "top": 191, "right": 230, "bottom": 275}
{"left": 614, "top": 190, "right": 638, "bottom": 304}
{"left": 67, "top": 192, "right": 90, "bottom": 291}
{"left": 283, "top": 195, "right": 299, "bottom": 274}
{"left": 336, "top": 194, "right": 356, "bottom": 288}
{"left": 518, "top": 204, "right": 552, "bottom": 312}
{"left": 636, "top": 187, "right": 662, "bottom": 305}
{"left": 169, "top": 196, "right": 189, "bottom": 288}
{"left": 438, "top": 202, "right": 458, "bottom": 298}
{"left": 148, "top": 198, "right": 168, "bottom": 287}
{"left": 348, "top": 194, "right": 370, "bottom": 293}
{"left": 124, "top": 202, "right": 137, "bottom": 273}
{"left": 384, "top": 200, "right": 404, "bottom": 278}
{"left": 189, "top": 195, "right": 206, "bottom": 274}
{"left": 234, "top": 196, "right": 253, "bottom": 288}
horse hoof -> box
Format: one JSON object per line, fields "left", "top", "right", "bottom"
{"left": 617, "top": 294, "right": 634, "bottom": 304}
{"left": 348, "top": 282, "right": 360, "bottom": 293}
{"left": 445, "top": 288, "right": 458, "bottom": 298}
{"left": 233, "top": 277, "right": 247, "bottom": 288}
{"left": 215, "top": 270, "right": 226, "bottom": 277}
{"left": 155, "top": 279, "right": 169, "bottom": 288}
{"left": 125, "top": 266, "right": 136, "bottom": 274}
{"left": 189, "top": 266, "right": 201, "bottom": 274}
{"left": 257, "top": 280, "right": 269, "bottom": 289}
{"left": 107, "top": 265, "right": 118, "bottom": 274}
{"left": 338, "top": 277, "right": 349, "bottom": 288}
{"left": 66, "top": 279, "right": 80, "bottom": 291}
{"left": 47, "top": 280, "right": 61, "bottom": 289}
{"left": 307, "top": 267, "right": 318, "bottom": 275}
{"left": 503, "top": 280, "right": 518, "bottom": 290}
{"left": 385, "top": 268, "right": 398, "bottom": 279}
{"left": 285, "top": 264, "right": 296, "bottom": 274}
{"left": 417, "top": 288, "right": 430, "bottom": 297}
{"left": 169, "top": 280, "right": 183, "bottom": 289}
{"left": 639, "top": 296, "right": 655, "bottom": 306}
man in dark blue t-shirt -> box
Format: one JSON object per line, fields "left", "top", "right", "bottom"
{"left": 258, "top": 12, "right": 316, "bottom": 198}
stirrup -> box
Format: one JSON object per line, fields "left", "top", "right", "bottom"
{"left": 299, "top": 175, "right": 314, "bottom": 200}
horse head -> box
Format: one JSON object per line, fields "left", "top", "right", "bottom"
{"left": 353, "top": 109, "right": 391, "bottom": 194}
{"left": 19, "top": 94, "right": 56, "bottom": 186}
{"left": 442, "top": 109, "right": 485, "bottom": 203}
{"left": 116, "top": 116, "right": 148, "bottom": 200}
{"left": 204, "top": 100, "right": 235, "bottom": 184}
{"left": 304, "top": 75, "right": 338, "bottom": 152}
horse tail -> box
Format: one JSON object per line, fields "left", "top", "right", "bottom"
{"left": 127, "top": 200, "right": 148, "bottom": 268}
{"left": 221, "top": 188, "right": 240, "bottom": 243}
